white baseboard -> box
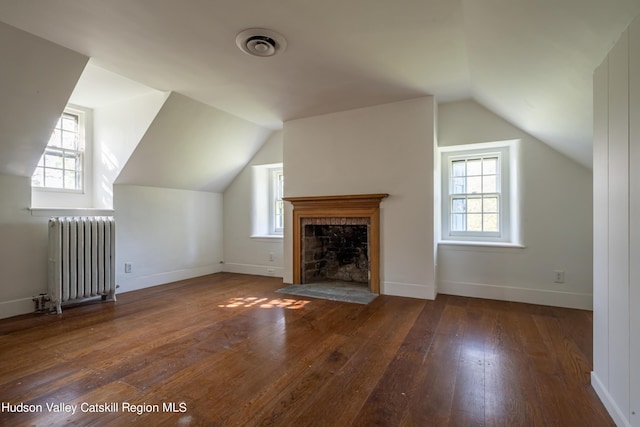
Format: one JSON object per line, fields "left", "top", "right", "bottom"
{"left": 283, "top": 272, "right": 293, "bottom": 284}
{"left": 0, "top": 297, "right": 38, "bottom": 320}
{"left": 382, "top": 281, "right": 437, "bottom": 300}
{"left": 117, "top": 264, "right": 223, "bottom": 293}
{"left": 591, "top": 371, "right": 630, "bottom": 427}
{"left": 222, "top": 263, "right": 284, "bottom": 278}
{"left": 438, "top": 280, "right": 592, "bottom": 310}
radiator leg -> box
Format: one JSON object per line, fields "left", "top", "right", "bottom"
{"left": 55, "top": 301, "right": 62, "bottom": 315}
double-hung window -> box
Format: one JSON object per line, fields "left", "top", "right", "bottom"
{"left": 251, "top": 163, "right": 284, "bottom": 238}
{"left": 271, "top": 168, "right": 284, "bottom": 234}
{"left": 441, "top": 142, "right": 517, "bottom": 244}
{"left": 32, "top": 108, "right": 85, "bottom": 192}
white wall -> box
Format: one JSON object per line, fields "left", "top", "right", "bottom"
{"left": 115, "top": 93, "right": 271, "bottom": 193}
{"left": 0, "top": 175, "right": 50, "bottom": 318}
{"left": 592, "top": 15, "right": 640, "bottom": 427}
{"left": 437, "top": 100, "right": 593, "bottom": 309}
{"left": 93, "top": 91, "right": 169, "bottom": 208}
{"left": 283, "top": 97, "right": 436, "bottom": 299}
{"left": 223, "top": 131, "right": 284, "bottom": 277}
{"left": 113, "top": 184, "right": 224, "bottom": 293}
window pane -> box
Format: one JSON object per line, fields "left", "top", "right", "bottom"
{"left": 483, "top": 175, "right": 497, "bottom": 193}
{"left": 451, "top": 214, "right": 466, "bottom": 231}
{"left": 451, "top": 198, "right": 466, "bottom": 213}
{"left": 483, "top": 157, "right": 498, "bottom": 175}
{"left": 64, "top": 171, "right": 78, "bottom": 189}
{"left": 275, "top": 200, "right": 284, "bottom": 230}
{"left": 451, "top": 177, "right": 465, "bottom": 194}
{"left": 467, "top": 176, "right": 482, "bottom": 193}
{"left": 483, "top": 196, "right": 499, "bottom": 213}
{"left": 467, "top": 197, "right": 482, "bottom": 213}
{"left": 467, "top": 214, "right": 482, "bottom": 231}
{"left": 276, "top": 173, "right": 284, "bottom": 199}
{"left": 62, "top": 115, "right": 77, "bottom": 132}
{"left": 62, "top": 131, "right": 77, "bottom": 150}
{"left": 45, "top": 152, "right": 63, "bottom": 169}
{"left": 483, "top": 214, "right": 499, "bottom": 232}
{"left": 64, "top": 154, "right": 78, "bottom": 170}
{"left": 452, "top": 160, "right": 466, "bottom": 177}
{"left": 467, "top": 159, "right": 482, "bottom": 176}
{"left": 46, "top": 168, "right": 63, "bottom": 188}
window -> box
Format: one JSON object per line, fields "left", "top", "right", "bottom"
{"left": 449, "top": 154, "right": 501, "bottom": 235}
{"left": 271, "top": 168, "right": 284, "bottom": 234}
{"left": 32, "top": 108, "right": 85, "bottom": 191}
{"left": 441, "top": 141, "right": 518, "bottom": 244}
{"left": 251, "top": 163, "right": 284, "bottom": 238}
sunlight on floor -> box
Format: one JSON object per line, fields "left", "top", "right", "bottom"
{"left": 218, "top": 296, "right": 310, "bottom": 309}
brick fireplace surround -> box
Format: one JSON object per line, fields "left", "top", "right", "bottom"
{"left": 283, "top": 194, "right": 388, "bottom": 294}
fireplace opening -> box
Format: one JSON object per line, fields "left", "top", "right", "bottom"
{"left": 302, "top": 224, "right": 369, "bottom": 286}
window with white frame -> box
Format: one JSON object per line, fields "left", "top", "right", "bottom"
{"left": 32, "top": 108, "right": 85, "bottom": 191}
{"left": 441, "top": 142, "right": 517, "bottom": 244}
{"left": 271, "top": 168, "right": 284, "bottom": 234}
{"left": 251, "top": 163, "right": 284, "bottom": 238}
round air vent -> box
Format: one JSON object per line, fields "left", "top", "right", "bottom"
{"left": 236, "top": 28, "right": 287, "bottom": 57}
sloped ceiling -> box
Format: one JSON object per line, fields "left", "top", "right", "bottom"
{"left": 1, "top": 0, "right": 639, "bottom": 169}
{"left": 0, "top": 21, "right": 87, "bottom": 177}
{"left": 115, "top": 92, "right": 271, "bottom": 192}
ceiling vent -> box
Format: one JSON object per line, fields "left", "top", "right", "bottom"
{"left": 236, "top": 28, "right": 287, "bottom": 57}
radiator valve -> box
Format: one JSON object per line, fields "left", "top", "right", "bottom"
{"left": 33, "top": 293, "right": 51, "bottom": 313}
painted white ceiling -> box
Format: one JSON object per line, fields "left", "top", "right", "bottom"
{"left": 68, "top": 61, "right": 162, "bottom": 109}
{"left": 1, "top": 0, "right": 639, "bottom": 168}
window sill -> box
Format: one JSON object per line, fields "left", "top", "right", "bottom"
{"left": 29, "top": 207, "right": 115, "bottom": 217}
{"left": 32, "top": 186, "right": 85, "bottom": 195}
{"left": 250, "top": 234, "right": 283, "bottom": 241}
{"left": 438, "top": 240, "right": 525, "bottom": 249}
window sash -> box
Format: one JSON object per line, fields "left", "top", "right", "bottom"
{"left": 447, "top": 153, "right": 501, "bottom": 237}
{"left": 32, "top": 109, "right": 84, "bottom": 192}
{"left": 272, "top": 169, "right": 284, "bottom": 234}
{"left": 32, "top": 148, "right": 83, "bottom": 190}
{"left": 449, "top": 194, "right": 501, "bottom": 236}
{"left": 441, "top": 145, "right": 512, "bottom": 242}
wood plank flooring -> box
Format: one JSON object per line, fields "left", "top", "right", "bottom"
{"left": 0, "top": 273, "right": 613, "bottom": 426}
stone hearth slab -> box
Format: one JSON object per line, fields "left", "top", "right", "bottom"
{"left": 276, "top": 282, "right": 377, "bottom": 305}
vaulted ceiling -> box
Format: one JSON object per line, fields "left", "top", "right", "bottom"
{"left": 1, "top": 0, "right": 639, "bottom": 169}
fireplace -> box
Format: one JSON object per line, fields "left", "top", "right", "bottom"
{"left": 284, "top": 194, "right": 388, "bottom": 294}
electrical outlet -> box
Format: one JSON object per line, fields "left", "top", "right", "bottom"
{"left": 553, "top": 270, "right": 565, "bottom": 283}
{"left": 124, "top": 263, "right": 132, "bottom": 274}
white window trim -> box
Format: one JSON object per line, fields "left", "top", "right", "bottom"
{"left": 439, "top": 140, "right": 521, "bottom": 246}
{"left": 32, "top": 106, "right": 86, "bottom": 194}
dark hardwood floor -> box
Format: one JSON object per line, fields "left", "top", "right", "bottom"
{"left": 0, "top": 273, "right": 613, "bottom": 426}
